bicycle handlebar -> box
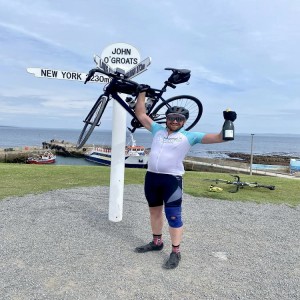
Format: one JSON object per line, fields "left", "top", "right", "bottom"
{"left": 84, "top": 67, "right": 162, "bottom": 96}
{"left": 84, "top": 68, "right": 111, "bottom": 84}
{"left": 85, "top": 67, "right": 142, "bottom": 85}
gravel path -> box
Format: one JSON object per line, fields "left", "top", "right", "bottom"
{"left": 0, "top": 185, "right": 299, "bottom": 300}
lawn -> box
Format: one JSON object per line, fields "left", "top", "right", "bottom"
{"left": 0, "top": 163, "right": 299, "bottom": 206}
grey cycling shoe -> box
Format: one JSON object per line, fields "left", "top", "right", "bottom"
{"left": 134, "top": 241, "right": 164, "bottom": 253}
{"left": 163, "top": 252, "right": 181, "bottom": 269}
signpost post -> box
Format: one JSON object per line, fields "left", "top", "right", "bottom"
{"left": 27, "top": 43, "right": 151, "bottom": 222}
{"left": 100, "top": 43, "right": 141, "bottom": 222}
{"left": 250, "top": 134, "right": 255, "bottom": 176}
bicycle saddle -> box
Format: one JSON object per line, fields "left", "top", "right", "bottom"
{"left": 165, "top": 68, "right": 191, "bottom": 84}
{"left": 165, "top": 68, "right": 191, "bottom": 74}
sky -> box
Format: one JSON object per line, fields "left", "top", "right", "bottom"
{"left": 0, "top": 0, "right": 299, "bottom": 135}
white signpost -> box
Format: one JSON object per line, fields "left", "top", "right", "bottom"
{"left": 100, "top": 43, "right": 143, "bottom": 222}
{"left": 27, "top": 43, "right": 151, "bottom": 223}
{"left": 125, "top": 57, "right": 152, "bottom": 79}
{"left": 27, "top": 68, "right": 110, "bottom": 83}
{"left": 101, "top": 43, "right": 141, "bottom": 71}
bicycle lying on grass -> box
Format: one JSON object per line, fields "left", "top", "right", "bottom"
{"left": 203, "top": 175, "right": 276, "bottom": 193}
{"left": 76, "top": 57, "right": 203, "bottom": 148}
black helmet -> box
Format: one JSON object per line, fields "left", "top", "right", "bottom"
{"left": 165, "top": 106, "right": 189, "bottom": 120}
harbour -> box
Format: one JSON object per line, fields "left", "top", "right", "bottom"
{"left": 1, "top": 139, "right": 299, "bottom": 178}
{"left": 1, "top": 127, "right": 300, "bottom": 176}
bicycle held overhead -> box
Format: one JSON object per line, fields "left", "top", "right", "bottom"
{"left": 203, "top": 175, "right": 276, "bottom": 193}
{"left": 76, "top": 58, "right": 203, "bottom": 148}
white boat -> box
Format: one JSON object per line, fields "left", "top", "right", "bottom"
{"left": 27, "top": 151, "right": 56, "bottom": 164}
{"left": 290, "top": 158, "right": 300, "bottom": 174}
{"left": 85, "top": 134, "right": 148, "bottom": 168}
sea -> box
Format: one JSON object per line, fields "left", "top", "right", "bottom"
{"left": 1, "top": 126, "right": 300, "bottom": 165}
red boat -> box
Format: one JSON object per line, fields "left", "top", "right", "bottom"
{"left": 26, "top": 151, "right": 56, "bottom": 164}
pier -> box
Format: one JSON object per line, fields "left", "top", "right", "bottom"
{"left": 0, "top": 146, "right": 43, "bottom": 163}
{"left": 0, "top": 140, "right": 93, "bottom": 163}
{"left": 41, "top": 139, "right": 93, "bottom": 157}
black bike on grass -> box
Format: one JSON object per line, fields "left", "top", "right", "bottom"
{"left": 76, "top": 60, "right": 203, "bottom": 148}
{"left": 203, "top": 175, "right": 276, "bottom": 193}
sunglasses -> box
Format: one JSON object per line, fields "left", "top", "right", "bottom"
{"left": 166, "top": 115, "right": 186, "bottom": 122}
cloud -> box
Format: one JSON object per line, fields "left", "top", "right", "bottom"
{"left": 193, "top": 65, "right": 235, "bottom": 86}
{"left": 0, "top": 21, "right": 62, "bottom": 48}
{"left": 0, "top": 0, "right": 299, "bottom": 134}
{"left": 0, "top": 1, "right": 87, "bottom": 27}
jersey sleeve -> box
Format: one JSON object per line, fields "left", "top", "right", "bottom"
{"left": 150, "top": 122, "right": 165, "bottom": 136}
{"left": 184, "top": 131, "right": 206, "bottom": 145}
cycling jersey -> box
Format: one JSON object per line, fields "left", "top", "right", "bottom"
{"left": 147, "top": 122, "right": 205, "bottom": 176}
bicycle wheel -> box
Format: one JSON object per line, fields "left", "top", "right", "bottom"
{"left": 256, "top": 184, "right": 276, "bottom": 190}
{"left": 151, "top": 95, "right": 203, "bottom": 130}
{"left": 76, "top": 95, "right": 109, "bottom": 148}
{"left": 203, "top": 179, "right": 229, "bottom": 184}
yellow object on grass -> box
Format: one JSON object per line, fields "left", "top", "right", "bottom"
{"left": 209, "top": 185, "right": 223, "bottom": 192}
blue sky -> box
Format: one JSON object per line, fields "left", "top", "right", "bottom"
{"left": 0, "top": 0, "right": 299, "bottom": 134}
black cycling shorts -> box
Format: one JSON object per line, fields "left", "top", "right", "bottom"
{"left": 144, "top": 171, "right": 183, "bottom": 207}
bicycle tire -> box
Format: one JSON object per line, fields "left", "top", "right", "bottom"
{"left": 76, "top": 95, "right": 109, "bottom": 148}
{"left": 203, "top": 179, "right": 229, "bottom": 184}
{"left": 240, "top": 182, "right": 275, "bottom": 190}
{"left": 256, "top": 184, "right": 276, "bottom": 190}
{"left": 151, "top": 95, "right": 203, "bottom": 130}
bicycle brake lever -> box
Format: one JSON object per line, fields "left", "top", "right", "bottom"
{"left": 84, "top": 69, "right": 97, "bottom": 84}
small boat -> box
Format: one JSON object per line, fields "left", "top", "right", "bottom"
{"left": 85, "top": 134, "right": 148, "bottom": 168}
{"left": 290, "top": 158, "right": 300, "bottom": 174}
{"left": 27, "top": 151, "right": 56, "bottom": 164}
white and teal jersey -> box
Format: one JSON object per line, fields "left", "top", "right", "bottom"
{"left": 147, "top": 122, "right": 205, "bottom": 176}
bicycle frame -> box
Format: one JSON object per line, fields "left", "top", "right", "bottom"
{"left": 109, "top": 89, "right": 166, "bottom": 120}
{"left": 102, "top": 77, "right": 175, "bottom": 131}
{"left": 77, "top": 65, "right": 203, "bottom": 148}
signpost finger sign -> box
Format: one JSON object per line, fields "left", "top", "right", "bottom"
{"left": 27, "top": 68, "right": 110, "bottom": 83}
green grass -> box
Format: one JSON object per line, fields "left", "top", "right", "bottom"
{"left": 0, "top": 163, "right": 299, "bottom": 206}
{"left": 184, "top": 172, "right": 300, "bottom": 206}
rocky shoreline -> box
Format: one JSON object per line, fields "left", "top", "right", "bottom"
{"left": 185, "top": 152, "right": 298, "bottom": 174}
{"left": 225, "top": 152, "right": 299, "bottom": 166}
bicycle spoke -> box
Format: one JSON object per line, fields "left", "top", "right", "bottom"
{"left": 152, "top": 95, "right": 203, "bottom": 131}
